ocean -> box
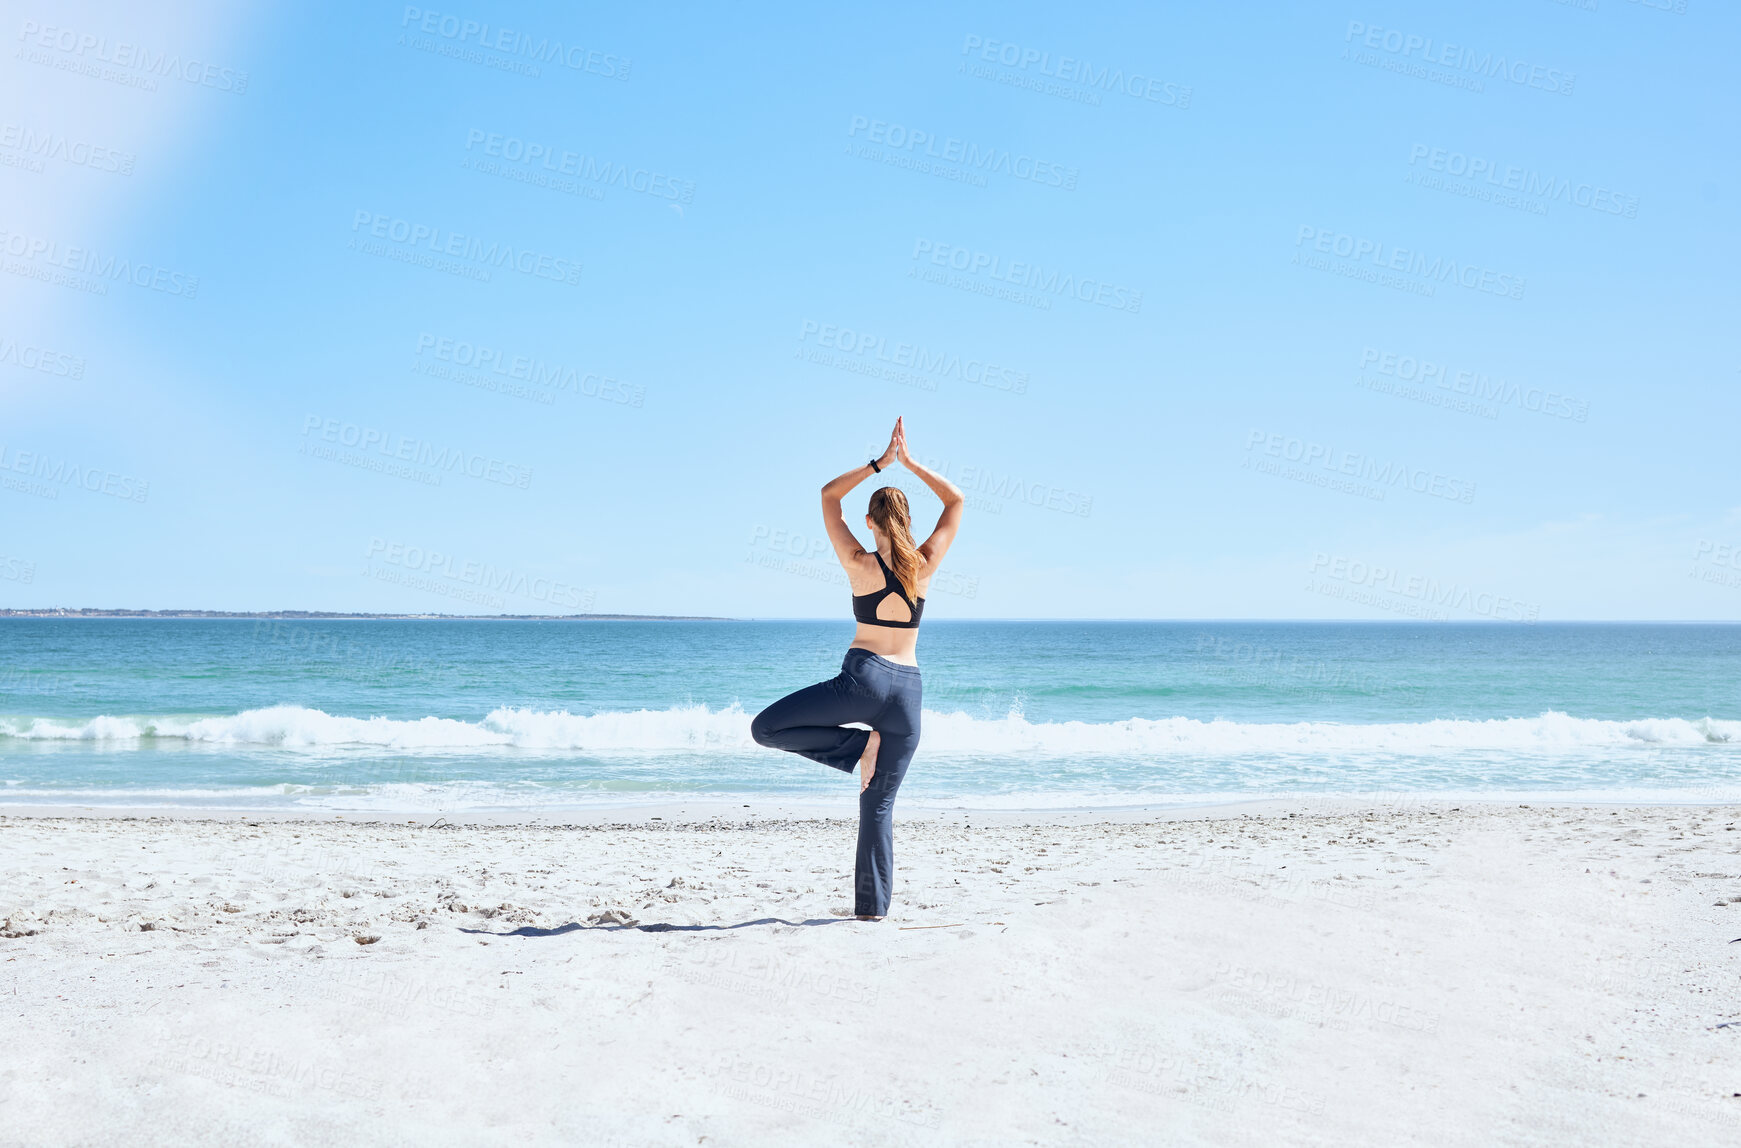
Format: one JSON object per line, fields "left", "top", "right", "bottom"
{"left": 0, "top": 619, "right": 1736, "bottom": 811}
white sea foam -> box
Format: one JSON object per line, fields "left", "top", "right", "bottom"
{"left": 1, "top": 705, "right": 1736, "bottom": 754}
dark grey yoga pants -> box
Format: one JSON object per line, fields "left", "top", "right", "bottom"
{"left": 749, "top": 647, "right": 922, "bottom": 917}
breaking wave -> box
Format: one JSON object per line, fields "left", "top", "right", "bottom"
{"left": 1, "top": 705, "right": 1736, "bottom": 755}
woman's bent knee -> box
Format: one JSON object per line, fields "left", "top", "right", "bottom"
{"left": 749, "top": 709, "right": 778, "bottom": 747}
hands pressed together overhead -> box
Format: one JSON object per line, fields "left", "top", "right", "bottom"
{"left": 878, "top": 416, "right": 913, "bottom": 472}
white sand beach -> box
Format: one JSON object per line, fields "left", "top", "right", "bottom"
{"left": 3, "top": 801, "right": 1738, "bottom": 1146}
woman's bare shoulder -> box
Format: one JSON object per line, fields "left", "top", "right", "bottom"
{"left": 843, "top": 548, "right": 883, "bottom": 591}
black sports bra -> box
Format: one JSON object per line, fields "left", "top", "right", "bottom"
{"left": 852, "top": 552, "right": 925, "bottom": 629}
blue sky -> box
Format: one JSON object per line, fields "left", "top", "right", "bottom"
{"left": 2, "top": 0, "right": 1736, "bottom": 619}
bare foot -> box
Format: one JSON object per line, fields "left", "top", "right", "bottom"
{"left": 858, "top": 730, "right": 880, "bottom": 793}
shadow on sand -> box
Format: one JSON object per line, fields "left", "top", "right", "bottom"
{"left": 459, "top": 916, "right": 855, "bottom": 937}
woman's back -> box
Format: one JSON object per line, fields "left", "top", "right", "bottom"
{"left": 848, "top": 547, "right": 931, "bottom": 661}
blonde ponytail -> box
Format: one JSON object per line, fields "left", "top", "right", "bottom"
{"left": 867, "top": 487, "right": 922, "bottom": 600}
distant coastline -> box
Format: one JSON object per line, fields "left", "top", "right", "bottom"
{"left": 0, "top": 609, "right": 729, "bottom": 621}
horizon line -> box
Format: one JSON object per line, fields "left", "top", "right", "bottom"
{"left": 2, "top": 611, "right": 1740, "bottom": 625}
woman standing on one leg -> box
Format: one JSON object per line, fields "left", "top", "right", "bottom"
{"left": 750, "top": 417, "right": 964, "bottom": 921}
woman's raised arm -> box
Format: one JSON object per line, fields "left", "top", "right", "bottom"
{"left": 820, "top": 419, "right": 901, "bottom": 565}
{"left": 896, "top": 425, "right": 964, "bottom": 565}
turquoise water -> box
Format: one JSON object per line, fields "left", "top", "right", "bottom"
{"left": 1, "top": 620, "right": 1737, "bottom": 810}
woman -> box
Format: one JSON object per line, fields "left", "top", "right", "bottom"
{"left": 750, "top": 417, "right": 964, "bottom": 921}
